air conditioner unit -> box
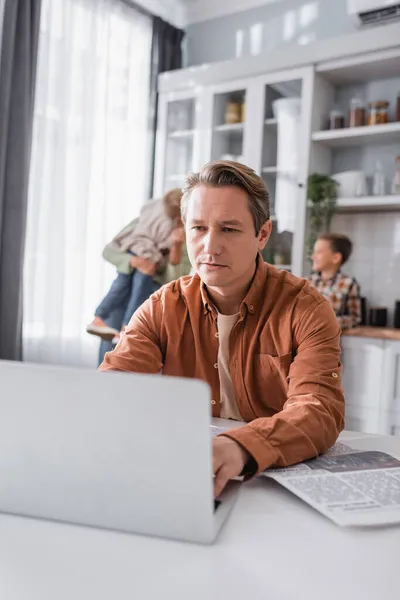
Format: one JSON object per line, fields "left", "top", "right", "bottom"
{"left": 347, "top": 0, "right": 400, "bottom": 26}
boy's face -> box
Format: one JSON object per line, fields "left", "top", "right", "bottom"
{"left": 312, "top": 239, "right": 342, "bottom": 272}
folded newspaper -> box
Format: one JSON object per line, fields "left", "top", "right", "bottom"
{"left": 210, "top": 425, "right": 400, "bottom": 527}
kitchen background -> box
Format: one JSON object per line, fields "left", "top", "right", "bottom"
{"left": 152, "top": 0, "right": 400, "bottom": 435}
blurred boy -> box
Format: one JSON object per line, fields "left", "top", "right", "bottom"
{"left": 308, "top": 233, "right": 361, "bottom": 330}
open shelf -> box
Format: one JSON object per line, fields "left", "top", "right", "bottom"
{"left": 168, "top": 129, "right": 194, "bottom": 139}
{"left": 264, "top": 118, "right": 278, "bottom": 128}
{"left": 312, "top": 122, "right": 400, "bottom": 148}
{"left": 262, "top": 166, "right": 279, "bottom": 174}
{"left": 336, "top": 196, "right": 400, "bottom": 212}
{"left": 214, "top": 123, "right": 244, "bottom": 133}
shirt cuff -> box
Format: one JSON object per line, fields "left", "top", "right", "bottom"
{"left": 221, "top": 425, "right": 279, "bottom": 475}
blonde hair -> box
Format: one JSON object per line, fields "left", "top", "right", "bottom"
{"left": 181, "top": 161, "right": 270, "bottom": 234}
{"left": 163, "top": 188, "right": 182, "bottom": 209}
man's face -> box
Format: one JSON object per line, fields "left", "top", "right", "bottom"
{"left": 185, "top": 185, "right": 271, "bottom": 290}
{"left": 312, "top": 239, "right": 341, "bottom": 272}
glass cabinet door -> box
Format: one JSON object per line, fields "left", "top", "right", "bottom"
{"left": 259, "top": 78, "right": 304, "bottom": 272}
{"left": 163, "top": 97, "right": 196, "bottom": 191}
{"left": 210, "top": 88, "right": 246, "bottom": 163}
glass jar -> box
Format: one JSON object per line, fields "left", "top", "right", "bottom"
{"left": 392, "top": 156, "right": 400, "bottom": 195}
{"left": 329, "top": 109, "right": 345, "bottom": 130}
{"left": 224, "top": 102, "right": 241, "bottom": 124}
{"left": 368, "top": 101, "right": 389, "bottom": 126}
{"left": 349, "top": 98, "right": 366, "bottom": 128}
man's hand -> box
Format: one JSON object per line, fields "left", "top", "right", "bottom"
{"left": 213, "top": 436, "right": 250, "bottom": 497}
{"left": 130, "top": 255, "right": 156, "bottom": 276}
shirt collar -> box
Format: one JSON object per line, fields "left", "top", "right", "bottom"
{"left": 200, "top": 253, "right": 268, "bottom": 317}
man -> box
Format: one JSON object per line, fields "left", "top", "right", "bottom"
{"left": 100, "top": 160, "right": 344, "bottom": 497}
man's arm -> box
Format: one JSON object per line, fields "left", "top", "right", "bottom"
{"left": 99, "top": 295, "right": 163, "bottom": 373}
{"left": 337, "top": 280, "right": 362, "bottom": 330}
{"left": 223, "top": 300, "right": 345, "bottom": 474}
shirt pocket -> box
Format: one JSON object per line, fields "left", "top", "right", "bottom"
{"left": 253, "top": 352, "right": 292, "bottom": 412}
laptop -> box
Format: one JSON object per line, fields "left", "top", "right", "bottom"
{"left": 0, "top": 360, "right": 240, "bottom": 544}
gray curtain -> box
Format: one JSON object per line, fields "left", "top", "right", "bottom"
{"left": 148, "top": 16, "right": 184, "bottom": 196}
{"left": 0, "top": 0, "right": 41, "bottom": 360}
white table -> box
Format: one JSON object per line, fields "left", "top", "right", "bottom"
{"left": 1, "top": 420, "right": 399, "bottom": 600}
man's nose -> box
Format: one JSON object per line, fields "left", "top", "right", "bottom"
{"left": 203, "top": 230, "right": 222, "bottom": 255}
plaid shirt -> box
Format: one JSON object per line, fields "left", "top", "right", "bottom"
{"left": 308, "top": 270, "right": 361, "bottom": 330}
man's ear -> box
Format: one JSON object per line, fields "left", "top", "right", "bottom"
{"left": 258, "top": 219, "right": 272, "bottom": 251}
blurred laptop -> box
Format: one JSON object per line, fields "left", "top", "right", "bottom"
{"left": 0, "top": 361, "right": 240, "bottom": 544}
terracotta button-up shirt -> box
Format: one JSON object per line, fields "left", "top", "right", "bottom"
{"left": 99, "top": 258, "right": 345, "bottom": 473}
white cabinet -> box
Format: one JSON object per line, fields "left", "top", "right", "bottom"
{"left": 341, "top": 336, "right": 387, "bottom": 434}
{"left": 381, "top": 341, "right": 400, "bottom": 435}
{"left": 342, "top": 337, "right": 400, "bottom": 435}
{"left": 154, "top": 39, "right": 400, "bottom": 275}
{"left": 155, "top": 67, "right": 313, "bottom": 276}
{"left": 153, "top": 90, "right": 202, "bottom": 197}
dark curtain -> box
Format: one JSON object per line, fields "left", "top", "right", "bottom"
{"left": 148, "top": 16, "right": 184, "bottom": 197}
{"left": 0, "top": 0, "right": 42, "bottom": 360}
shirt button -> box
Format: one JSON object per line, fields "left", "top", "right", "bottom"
{"left": 213, "top": 363, "right": 218, "bottom": 369}
{"left": 211, "top": 400, "right": 216, "bottom": 405}
{"left": 332, "top": 372, "right": 339, "bottom": 378}
{"left": 249, "top": 304, "right": 255, "bottom": 312}
{"left": 215, "top": 332, "right": 219, "bottom": 338}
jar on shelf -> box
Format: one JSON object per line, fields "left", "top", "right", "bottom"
{"left": 391, "top": 156, "right": 400, "bottom": 195}
{"left": 349, "top": 98, "right": 366, "bottom": 127}
{"left": 329, "top": 109, "right": 345, "bottom": 130}
{"left": 224, "top": 102, "right": 241, "bottom": 124}
{"left": 368, "top": 101, "right": 389, "bottom": 126}
{"left": 240, "top": 102, "right": 246, "bottom": 123}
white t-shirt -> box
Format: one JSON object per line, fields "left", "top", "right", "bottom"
{"left": 217, "top": 312, "right": 242, "bottom": 421}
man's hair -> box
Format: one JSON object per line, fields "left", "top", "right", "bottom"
{"left": 318, "top": 233, "right": 353, "bottom": 265}
{"left": 181, "top": 160, "right": 270, "bottom": 234}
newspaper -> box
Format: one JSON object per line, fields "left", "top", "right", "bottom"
{"left": 210, "top": 425, "right": 400, "bottom": 527}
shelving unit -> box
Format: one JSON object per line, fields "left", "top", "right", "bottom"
{"left": 336, "top": 196, "right": 400, "bottom": 212}
{"left": 154, "top": 31, "right": 400, "bottom": 280}
{"left": 167, "top": 129, "right": 194, "bottom": 139}
{"left": 213, "top": 123, "right": 244, "bottom": 133}
{"left": 312, "top": 122, "right": 400, "bottom": 148}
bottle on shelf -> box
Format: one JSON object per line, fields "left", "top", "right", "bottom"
{"left": 349, "top": 98, "right": 366, "bottom": 128}
{"left": 372, "top": 161, "right": 386, "bottom": 196}
{"left": 391, "top": 156, "right": 400, "bottom": 195}
{"left": 396, "top": 92, "right": 400, "bottom": 122}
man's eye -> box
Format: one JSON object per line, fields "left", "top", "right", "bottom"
{"left": 222, "top": 227, "right": 238, "bottom": 233}
{"left": 192, "top": 226, "right": 206, "bottom": 231}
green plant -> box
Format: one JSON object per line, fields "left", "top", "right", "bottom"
{"left": 306, "top": 173, "right": 338, "bottom": 259}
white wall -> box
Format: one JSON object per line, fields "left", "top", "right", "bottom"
{"left": 332, "top": 212, "right": 400, "bottom": 326}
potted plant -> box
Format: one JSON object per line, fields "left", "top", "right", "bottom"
{"left": 306, "top": 173, "right": 338, "bottom": 259}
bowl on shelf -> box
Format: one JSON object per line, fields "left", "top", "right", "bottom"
{"left": 332, "top": 171, "right": 367, "bottom": 198}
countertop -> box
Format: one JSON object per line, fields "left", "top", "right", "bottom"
{"left": 342, "top": 326, "right": 400, "bottom": 341}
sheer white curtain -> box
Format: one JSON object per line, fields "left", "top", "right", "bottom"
{"left": 24, "top": 0, "right": 152, "bottom": 367}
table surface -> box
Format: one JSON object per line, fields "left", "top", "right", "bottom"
{"left": 1, "top": 420, "right": 400, "bottom": 600}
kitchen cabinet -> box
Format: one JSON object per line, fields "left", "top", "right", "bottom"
{"left": 154, "top": 27, "right": 400, "bottom": 277}
{"left": 381, "top": 341, "right": 400, "bottom": 435}
{"left": 341, "top": 336, "right": 400, "bottom": 435}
